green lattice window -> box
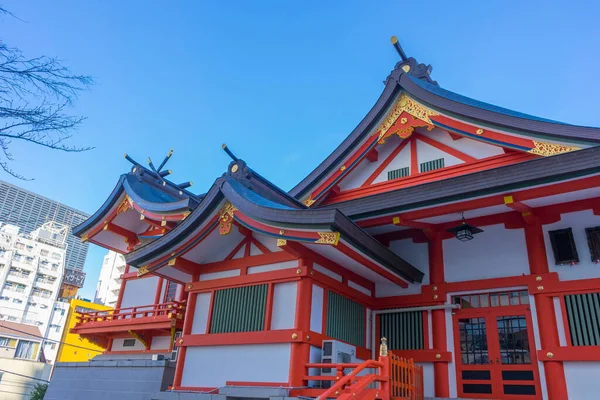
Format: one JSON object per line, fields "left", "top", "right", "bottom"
{"left": 326, "top": 291, "right": 365, "bottom": 347}
{"left": 387, "top": 167, "right": 410, "bottom": 181}
{"left": 564, "top": 292, "right": 600, "bottom": 346}
{"left": 379, "top": 311, "right": 424, "bottom": 350}
{"left": 420, "top": 158, "right": 445, "bottom": 173}
{"left": 210, "top": 284, "right": 267, "bottom": 333}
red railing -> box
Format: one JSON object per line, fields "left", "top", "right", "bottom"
{"left": 303, "top": 339, "right": 424, "bottom": 400}
{"left": 389, "top": 352, "right": 423, "bottom": 400}
{"left": 74, "top": 301, "right": 185, "bottom": 325}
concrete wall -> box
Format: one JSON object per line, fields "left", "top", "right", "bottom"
{"left": 45, "top": 359, "right": 175, "bottom": 400}
{"left": 0, "top": 358, "right": 51, "bottom": 400}
{"left": 180, "top": 344, "right": 291, "bottom": 387}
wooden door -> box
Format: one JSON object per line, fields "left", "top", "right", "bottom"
{"left": 454, "top": 305, "right": 541, "bottom": 399}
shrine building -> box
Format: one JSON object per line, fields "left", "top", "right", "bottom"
{"left": 46, "top": 38, "right": 600, "bottom": 400}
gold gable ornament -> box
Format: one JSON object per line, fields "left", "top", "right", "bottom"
{"left": 528, "top": 141, "right": 580, "bottom": 157}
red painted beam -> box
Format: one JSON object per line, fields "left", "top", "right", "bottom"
{"left": 105, "top": 222, "right": 139, "bottom": 245}
{"left": 362, "top": 139, "right": 411, "bottom": 187}
{"left": 392, "top": 216, "right": 435, "bottom": 230}
{"left": 503, "top": 195, "right": 533, "bottom": 213}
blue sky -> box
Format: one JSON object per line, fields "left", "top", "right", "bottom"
{"left": 2, "top": 1, "right": 599, "bottom": 299}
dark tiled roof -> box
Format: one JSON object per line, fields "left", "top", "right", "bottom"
{"left": 126, "top": 160, "right": 424, "bottom": 283}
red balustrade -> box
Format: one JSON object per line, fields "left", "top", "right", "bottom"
{"left": 74, "top": 301, "right": 185, "bottom": 326}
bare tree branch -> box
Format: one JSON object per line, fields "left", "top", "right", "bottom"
{"left": 0, "top": 5, "right": 94, "bottom": 179}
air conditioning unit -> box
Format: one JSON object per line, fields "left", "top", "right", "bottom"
{"left": 319, "top": 340, "right": 358, "bottom": 388}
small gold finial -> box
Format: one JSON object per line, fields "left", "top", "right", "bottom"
{"left": 222, "top": 143, "right": 227, "bottom": 149}
{"left": 390, "top": 36, "right": 398, "bottom": 44}
{"left": 231, "top": 164, "right": 239, "bottom": 173}
{"left": 123, "top": 153, "right": 127, "bottom": 158}
{"left": 169, "top": 149, "right": 174, "bottom": 156}
{"left": 379, "top": 337, "right": 388, "bottom": 356}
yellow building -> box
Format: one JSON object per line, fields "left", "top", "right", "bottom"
{"left": 56, "top": 298, "right": 112, "bottom": 362}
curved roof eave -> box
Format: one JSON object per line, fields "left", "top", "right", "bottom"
{"left": 125, "top": 179, "right": 225, "bottom": 267}
{"left": 72, "top": 175, "right": 127, "bottom": 237}
{"left": 127, "top": 175, "right": 423, "bottom": 283}
{"left": 400, "top": 74, "right": 600, "bottom": 143}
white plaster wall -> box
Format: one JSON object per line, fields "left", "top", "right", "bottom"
{"left": 389, "top": 239, "right": 429, "bottom": 284}
{"left": 564, "top": 362, "right": 600, "bottom": 399}
{"left": 543, "top": 210, "right": 600, "bottom": 281}
{"left": 119, "top": 276, "right": 159, "bottom": 309}
{"left": 417, "top": 362, "right": 435, "bottom": 399}
{"left": 248, "top": 260, "right": 297, "bottom": 274}
{"left": 416, "top": 138, "right": 462, "bottom": 170}
{"left": 376, "top": 239, "right": 428, "bottom": 297}
{"left": 421, "top": 128, "right": 504, "bottom": 159}
{"left": 445, "top": 308, "right": 457, "bottom": 398}
{"left": 373, "top": 143, "right": 411, "bottom": 184}
{"left": 348, "top": 281, "right": 371, "bottom": 296}
{"left": 443, "top": 224, "right": 529, "bottom": 282}
{"left": 338, "top": 135, "right": 404, "bottom": 190}
{"left": 199, "top": 269, "right": 240, "bottom": 281}
{"left": 250, "top": 243, "right": 261, "bottom": 256}
{"left": 180, "top": 344, "right": 291, "bottom": 387}
{"left": 310, "top": 284, "right": 324, "bottom": 333}
{"left": 314, "top": 263, "right": 342, "bottom": 281}
{"left": 271, "top": 282, "right": 297, "bottom": 330}
{"left": 191, "top": 292, "right": 212, "bottom": 334}
{"left": 111, "top": 338, "right": 145, "bottom": 351}
{"left": 150, "top": 336, "right": 171, "bottom": 350}
{"left": 253, "top": 233, "right": 282, "bottom": 253}
{"left": 554, "top": 297, "right": 568, "bottom": 346}
{"left": 529, "top": 294, "right": 549, "bottom": 400}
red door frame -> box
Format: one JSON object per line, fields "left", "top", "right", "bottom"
{"left": 453, "top": 304, "right": 542, "bottom": 399}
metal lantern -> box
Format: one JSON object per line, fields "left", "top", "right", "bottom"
{"left": 447, "top": 214, "right": 483, "bottom": 242}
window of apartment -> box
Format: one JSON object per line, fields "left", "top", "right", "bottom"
{"left": 12, "top": 299, "right": 22, "bottom": 304}
{"left": 0, "top": 336, "right": 15, "bottom": 347}
{"left": 26, "top": 245, "right": 33, "bottom": 252}
{"left": 326, "top": 291, "right": 366, "bottom": 347}
{"left": 24, "top": 256, "right": 34, "bottom": 265}
{"left": 564, "top": 292, "right": 600, "bottom": 346}
{"left": 51, "top": 252, "right": 61, "bottom": 260}
{"left": 420, "top": 158, "right": 445, "bottom": 173}
{"left": 387, "top": 167, "right": 410, "bottom": 181}
{"left": 0, "top": 296, "right": 9, "bottom": 301}
{"left": 585, "top": 226, "right": 600, "bottom": 262}
{"left": 40, "top": 249, "right": 49, "bottom": 257}
{"left": 15, "top": 340, "right": 38, "bottom": 360}
{"left": 13, "top": 254, "right": 22, "bottom": 262}
{"left": 549, "top": 228, "right": 579, "bottom": 265}
{"left": 380, "top": 311, "right": 424, "bottom": 350}
{"left": 123, "top": 339, "right": 136, "bottom": 347}
{"left": 209, "top": 284, "right": 268, "bottom": 334}
{"left": 14, "top": 242, "right": 25, "bottom": 250}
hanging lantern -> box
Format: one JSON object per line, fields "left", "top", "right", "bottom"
{"left": 447, "top": 213, "right": 483, "bottom": 242}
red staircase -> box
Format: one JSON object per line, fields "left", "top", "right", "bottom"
{"left": 302, "top": 338, "right": 424, "bottom": 400}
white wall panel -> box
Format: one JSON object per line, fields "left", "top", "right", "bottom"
{"left": 150, "top": 336, "right": 171, "bottom": 350}
{"left": 191, "top": 292, "right": 212, "bottom": 334}
{"left": 310, "top": 284, "right": 324, "bottom": 333}
{"left": 181, "top": 344, "right": 291, "bottom": 387}
{"left": 120, "top": 276, "right": 159, "bottom": 309}
{"left": 564, "top": 362, "right": 600, "bottom": 399}
{"left": 271, "top": 282, "right": 297, "bottom": 330}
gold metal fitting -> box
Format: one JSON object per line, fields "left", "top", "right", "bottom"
{"left": 390, "top": 36, "right": 398, "bottom": 44}
{"left": 306, "top": 335, "right": 310, "bottom": 341}
{"left": 436, "top": 354, "right": 441, "bottom": 360}
{"left": 279, "top": 229, "right": 285, "bottom": 235}
{"left": 433, "top": 294, "right": 439, "bottom": 300}
{"left": 335, "top": 391, "right": 340, "bottom": 395}
{"left": 310, "top": 271, "right": 314, "bottom": 276}
{"left": 432, "top": 286, "right": 438, "bottom": 291}
{"left": 340, "top": 165, "right": 346, "bottom": 172}
{"left": 231, "top": 164, "right": 239, "bottom": 173}
{"left": 476, "top": 128, "right": 484, "bottom": 135}
{"left": 537, "top": 285, "right": 544, "bottom": 291}
{"left": 547, "top": 352, "right": 554, "bottom": 359}
{"left": 187, "top": 283, "right": 193, "bottom": 290}
{"left": 400, "top": 117, "right": 407, "bottom": 124}
{"left": 296, "top": 268, "right": 302, "bottom": 275}
{"left": 178, "top": 338, "right": 184, "bottom": 345}
{"left": 536, "top": 276, "right": 543, "bottom": 281}
{"left": 292, "top": 333, "right": 298, "bottom": 340}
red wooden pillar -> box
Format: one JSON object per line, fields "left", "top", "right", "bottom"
{"left": 289, "top": 258, "right": 312, "bottom": 387}
{"left": 428, "top": 232, "right": 450, "bottom": 398}
{"left": 524, "top": 222, "right": 569, "bottom": 399}
{"left": 115, "top": 264, "right": 130, "bottom": 310}
{"left": 172, "top": 288, "right": 197, "bottom": 388}
{"left": 154, "top": 277, "right": 164, "bottom": 304}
